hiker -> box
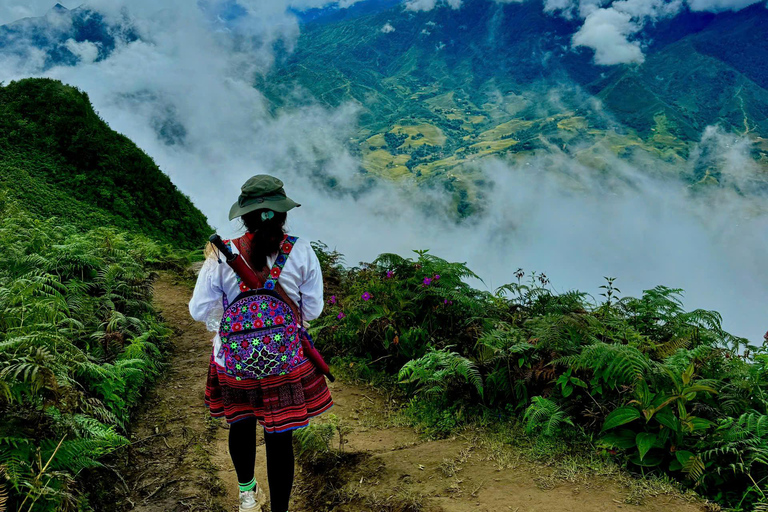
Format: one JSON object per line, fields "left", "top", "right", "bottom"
{"left": 189, "top": 175, "right": 334, "bottom": 512}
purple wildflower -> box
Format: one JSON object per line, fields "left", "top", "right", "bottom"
{"left": 328, "top": 295, "right": 337, "bottom": 305}
{"left": 386, "top": 270, "right": 394, "bottom": 279}
{"left": 433, "top": 274, "right": 441, "bottom": 281}
{"left": 443, "top": 299, "right": 453, "bottom": 305}
{"left": 362, "top": 292, "right": 372, "bottom": 301}
{"left": 337, "top": 312, "right": 346, "bottom": 319}
{"left": 423, "top": 277, "right": 432, "bottom": 287}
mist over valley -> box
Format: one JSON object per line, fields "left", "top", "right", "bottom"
{"left": 1, "top": 0, "right": 767, "bottom": 341}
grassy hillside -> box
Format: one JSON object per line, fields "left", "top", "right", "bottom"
{"left": 0, "top": 79, "right": 208, "bottom": 511}
{"left": 0, "top": 78, "right": 211, "bottom": 249}
{"left": 0, "top": 193, "right": 190, "bottom": 511}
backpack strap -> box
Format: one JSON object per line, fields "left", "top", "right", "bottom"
{"left": 264, "top": 236, "right": 298, "bottom": 291}
{"left": 231, "top": 236, "right": 269, "bottom": 291}
{"left": 265, "top": 236, "right": 302, "bottom": 323}
{"left": 224, "top": 234, "right": 302, "bottom": 320}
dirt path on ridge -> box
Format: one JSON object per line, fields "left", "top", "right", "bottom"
{"left": 119, "top": 273, "right": 706, "bottom": 512}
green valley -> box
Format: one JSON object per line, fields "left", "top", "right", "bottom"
{"left": 261, "top": 0, "right": 768, "bottom": 212}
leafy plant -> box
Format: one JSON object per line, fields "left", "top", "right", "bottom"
{"left": 0, "top": 467, "right": 7, "bottom": 512}
{"left": 524, "top": 397, "right": 574, "bottom": 437}
{"left": 310, "top": 245, "right": 768, "bottom": 510}
{"left": 599, "top": 365, "right": 717, "bottom": 470}
{"left": 399, "top": 348, "right": 483, "bottom": 400}
{"left": 0, "top": 196, "right": 177, "bottom": 511}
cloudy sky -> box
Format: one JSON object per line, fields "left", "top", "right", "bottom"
{"left": 0, "top": 0, "right": 767, "bottom": 342}
{"left": 403, "top": 0, "right": 766, "bottom": 65}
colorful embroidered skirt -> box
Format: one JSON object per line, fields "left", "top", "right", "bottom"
{"left": 205, "top": 356, "right": 333, "bottom": 432}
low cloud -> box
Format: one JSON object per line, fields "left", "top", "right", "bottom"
{"left": 687, "top": 0, "right": 764, "bottom": 10}
{"left": 381, "top": 22, "right": 396, "bottom": 32}
{"left": 64, "top": 39, "right": 100, "bottom": 63}
{"left": 405, "top": 0, "right": 463, "bottom": 12}
{"left": 572, "top": 8, "right": 645, "bottom": 65}
{"left": 1, "top": 1, "right": 767, "bottom": 341}
{"left": 397, "top": 0, "right": 765, "bottom": 65}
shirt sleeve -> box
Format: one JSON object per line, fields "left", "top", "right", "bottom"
{"left": 298, "top": 240, "right": 324, "bottom": 321}
{"left": 189, "top": 257, "right": 223, "bottom": 322}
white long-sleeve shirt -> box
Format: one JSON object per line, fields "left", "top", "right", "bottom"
{"left": 189, "top": 236, "right": 324, "bottom": 366}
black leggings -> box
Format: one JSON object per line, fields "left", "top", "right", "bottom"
{"left": 229, "top": 417, "right": 295, "bottom": 512}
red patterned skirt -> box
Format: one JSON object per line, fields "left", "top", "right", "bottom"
{"left": 205, "top": 356, "right": 333, "bottom": 432}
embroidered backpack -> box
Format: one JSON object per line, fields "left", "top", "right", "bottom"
{"left": 217, "top": 235, "right": 307, "bottom": 380}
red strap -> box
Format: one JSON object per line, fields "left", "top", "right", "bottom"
{"left": 229, "top": 236, "right": 299, "bottom": 320}
{"left": 231, "top": 236, "right": 267, "bottom": 289}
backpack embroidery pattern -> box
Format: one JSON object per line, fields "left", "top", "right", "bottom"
{"left": 217, "top": 236, "right": 306, "bottom": 380}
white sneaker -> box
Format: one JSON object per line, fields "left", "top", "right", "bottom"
{"left": 239, "top": 485, "right": 266, "bottom": 512}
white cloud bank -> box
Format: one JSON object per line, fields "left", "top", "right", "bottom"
{"left": 567, "top": 0, "right": 762, "bottom": 65}
{"left": 405, "top": 0, "right": 463, "bottom": 12}
{"left": 0, "top": 1, "right": 767, "bottom": 341}
{"left": 571, "top": 8, "right": 645, "bottom": 65}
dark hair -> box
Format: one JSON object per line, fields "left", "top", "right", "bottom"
{"left": 241, "top": 209, "right": 288, "bottom": 270}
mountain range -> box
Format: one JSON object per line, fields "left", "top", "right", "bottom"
{"left": 2, "top": 0, "right": 767, "bottom": 217}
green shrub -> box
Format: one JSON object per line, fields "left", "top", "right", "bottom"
{"left": 311, "top": 245, "right": 768, "bottom": 510}
{"left": 0, "top": 197, "right": 179, "bottom": 511}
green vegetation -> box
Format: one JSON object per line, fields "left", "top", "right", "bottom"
{"left": 0, "top": 78, "right": 209, "bottom": 510}
{"left": 0, "top": 78, "right": 211, "bottom": 249}
{"left": 310, "top": 243, "right": 768, "bottom": 511}
{"left": 261, "top": 0, "right": 768, "bottom": 215}
{"left": 0, "top": 192, "right": 195, "bottom": 510}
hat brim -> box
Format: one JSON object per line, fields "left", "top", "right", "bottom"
{"left": 228, "top": 196, "right": 300, "bottom": 221}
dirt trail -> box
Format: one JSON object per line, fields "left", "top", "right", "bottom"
{"left": 118, "top": 273, "right": 705, "bottom": 512}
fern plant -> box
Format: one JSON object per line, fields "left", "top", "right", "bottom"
{"left": 701, "top": 413, "right": 768, "bottom": 508}
{"left": 0, "top": 466, "right": 7, "bottom": 512}
{"left": 399, "top": 348, "right": 483, "bottom": 400}
{"left": 524, "top": 397, "right": 574, "bottom": 437}
{"left": 310, "top": 242, "right": 767, "bottom": 510}
{"left": 0, "top": 197, "right": 177, "bottom": 511}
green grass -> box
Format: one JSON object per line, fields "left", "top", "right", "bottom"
{"left": 0, "top": 193, "right": 193, "bottom": 511}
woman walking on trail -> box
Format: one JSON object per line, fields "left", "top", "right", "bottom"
{"left": 189, "top": 175, "right": 334, "bottom": 512}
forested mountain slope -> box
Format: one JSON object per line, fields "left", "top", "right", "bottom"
{"left": 0, "top": 78, "right": 211, "bottom": 248}
{"left": 0, "top": 78, "right": 210, "bottom": 511}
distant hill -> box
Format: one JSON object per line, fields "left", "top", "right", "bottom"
{"left": 0, "top": 78, "right": 211, "bottom": 248}
{"left": 590, "top": 4, "right": 768, "bottom": 139}
{"left": 0, "top": 4, "right": 133, "bottom": 69}
{"left": 2, "top": 1, "right": 766, "bottom": 218}
{"left": 259, "top": 0, "right": 768, "bottom": 211}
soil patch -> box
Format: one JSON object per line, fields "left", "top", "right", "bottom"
{"left": 100, "top": 273, "right": 228, "bottom": 512}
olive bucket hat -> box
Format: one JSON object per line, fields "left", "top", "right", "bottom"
{"left": 228, "top": 175, "right": 301, "bottom": 221}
